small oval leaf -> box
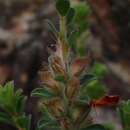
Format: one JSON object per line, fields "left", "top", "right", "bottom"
{"left": 66, "top": 8, "right": 75, "bottom": 24}
{"left": 56, "top": 0, "right": 70, "bottom": 16}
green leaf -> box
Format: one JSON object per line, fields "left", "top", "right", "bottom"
{"left": 68, "top": 29, "right": 78, "bottom": 48}
{"left": 91, "top": 63, "right": 108, "bottom": 77}
{"left": 37, "top": 106, "right": 60, "bottom": 130}
{"left": 31, "top": 88, "right": 55, "bottom": 99}
{"left": 0, "top": 82, "right": 16, "bottom": 113}
{"left": 73, "top": 3, "right": 90, "bottom": 34}
{"left": 0, "top": 112, "right": 13, "bottom": 125}
{"left": 15, "top": 95, "right": 27, "bottom": 113}
{"left": 66, "top": 8, "right": 75, "bottom": 24}
{"left": 16, "top": 115, "right": 31, "bottom": 130}
{"left": 118, "top": 100, "right": 130, "bottom": 130}
{"left": 15, "top": 89, "right": 27, "bottom": 113}
{"left": 38, "top": 116, "right": 59, "bottom": 130}
{"left": 81, "top": 124, "right": 106, "bottom": 130}
{"left": 55, "top": 75, "right": 65, "bottom": 83}
{"left": 84, "top": 80, "right": 107, "bottom": 100}
{"left": 80, "top": 74, "right": 97, "bottom": 85}
{"left": 56, "top": 0, "right": 70, "bottom": 16}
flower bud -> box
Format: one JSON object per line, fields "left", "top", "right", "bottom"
{"left": 66, "top": 77, "right": 80, "bottom": 103}
{"left": 50, "top": 56, "right": 66, "bottom": 76}
{"left": 39, "top": 70, "right": 62, "bottom": 94}
{"left": 44, "top": 98, "right": 64, "bottom": 118}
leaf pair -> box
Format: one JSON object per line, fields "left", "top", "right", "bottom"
{"left": 56, "top": 0, "right": 75, "bottom": 24}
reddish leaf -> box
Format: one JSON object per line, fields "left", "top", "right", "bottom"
{"left": 90, "top": 95, "right": 120, "bottom": 107}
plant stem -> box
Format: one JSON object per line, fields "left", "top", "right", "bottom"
{"left": 59, "top": 16, "right": 70, "bottom": 75}
{"left": 59, "top": 15, "right": 76, "bottom": 130}
{"left": 60, "top": 16, "right": 67, "bottom": 40}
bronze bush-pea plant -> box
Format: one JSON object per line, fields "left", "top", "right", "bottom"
{"left": 0, "top": 1, "right": 130, "bottom": 130}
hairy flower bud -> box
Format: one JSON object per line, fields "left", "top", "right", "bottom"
{"left": 50, "top": 56, "right": 66, "bottom": 76}
{"left": 43, "top": 98, "right": 64, "bottom": 118}
{"left": 39, "top": 70, "right": 62, "bottom": 94}
{"left": 66, "top": 77, "right": 80, "bottom": 103}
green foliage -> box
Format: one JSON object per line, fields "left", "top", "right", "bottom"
{"left": 0, "top": 82, "right": 31, "bottom": 130}
{"left": 118, "top": 100, "right": 130, "bottom": 130}
{"left": 91, "top": 62, "right": 108, "bottom": 78}
{"left": 83, "top": 80, "right": 107, "bottom": 100}
{"left": 31, "top": 1, "right": 108, "bottom": 130}
{"left": 0, "top": 0, "right": 127, "bottom": 130}
{"left": 0, "top": 82, "right": 26, "bottom": 114}
{"left": 31, "top": 87, "right": 55, "bottom": 100}
{"left": 15, "top": 115, "right": 31, "bottom": 130}
{"left": 54, "top": 75, "right": 66, "bottom": 83}
{"left": 37, "top": 106, "right": 60, "bottom": 130}
{"left": 74, "top": 3, "right": 90, "bottom": 34}
{"left": 67, "top": 3, "right": 91, "bottom": 57}
{"left": 56, "top": 0, "right": 70, "bottom": 16}
{"left": 66, "top": 8, "right": 75, "bottom": 24}
{"left": 38, "top": 116, "right": 59, "bottom": 130}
